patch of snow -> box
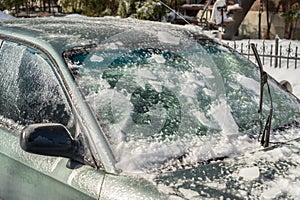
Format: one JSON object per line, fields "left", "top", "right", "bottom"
{"left": 0, "top": 10, "right": 14, "bottom": 19}
{"left": 150, "top": 54, "right": 166, "bottom": 63}
{"left": 157, "top": 31, "right": 180, "bottom": 45}
{"left": 233, "top": 74, "right": 260, "bottom": 95}
{"left": 178, "top": 188, "right": 199, "bottom": 199}
{"left": 208, "top": 98, "right": 239, "bottom": 135}
{"left": 239, "top": 166, "right": 260, "bottom": 181}
{"left": 64, "top": 14, "right": 86, "bottom": 18}
{"left": 90, "top": 54, "right": 104, "bottom": 62}
{"left": 262, "top": 176, "right": 300, "bottom": 200}
{"left": 262, "top": 187, "right": 282, "bottom": 200}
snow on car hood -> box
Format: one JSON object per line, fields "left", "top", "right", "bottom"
{"left": 150, "top": 127, "right": 300, "bottom": 199}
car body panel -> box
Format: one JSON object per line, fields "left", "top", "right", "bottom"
{"left": 0, "top": 17, "right": 299, "bottom": 199}
{"left": 100, "top": 174, "right": 169, "bottom": 200}
{"left": 0, "top": 127, "right": 102, "bottom": 199}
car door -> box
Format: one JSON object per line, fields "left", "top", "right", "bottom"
{"left": 0, "top": 39, "right": 104, "bottom": 200}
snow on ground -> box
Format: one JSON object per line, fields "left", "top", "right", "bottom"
{"left": 265, "top": 66, "right": 300, "bottom": 98}
{"left": 224, "top": 39, "right": 300, "bottom": 99}
{"left": 0, "top": 10, "right": 14, "bottom": 19}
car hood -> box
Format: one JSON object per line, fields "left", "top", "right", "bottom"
{"left": 151, "top": 137, "right": 300, "bottom": 199}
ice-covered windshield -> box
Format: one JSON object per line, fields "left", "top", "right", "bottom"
{"left": 64, "top": 29, "right": 300, "bottom": 173}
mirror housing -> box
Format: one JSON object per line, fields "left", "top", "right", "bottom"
{"left": 280, "top": 80, "right": 293, "bottom": 93}
{"left": 20, "top": 123, "right": 83, "bottom": 163}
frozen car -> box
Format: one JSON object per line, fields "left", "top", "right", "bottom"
{"left": 0, "top": 17, "right": 299, "bottom": 199}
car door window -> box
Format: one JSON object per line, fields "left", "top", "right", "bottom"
{"left": 0, "top": 40, "right": 73, "bottom": 128}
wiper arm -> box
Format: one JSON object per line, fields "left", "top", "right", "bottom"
{"left": 251, "top": 43, "right": 273, "bottom": 147}
{"left": 261, "top": 85, "right": 273, "bottom": 147}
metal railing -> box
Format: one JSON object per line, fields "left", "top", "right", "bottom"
{"left": 226, "top": 37, "right": 300, "bottom": 69}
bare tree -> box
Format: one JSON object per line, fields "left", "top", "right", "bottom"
{"left": 278, "top": 0, "right": 300, "bottom": 39}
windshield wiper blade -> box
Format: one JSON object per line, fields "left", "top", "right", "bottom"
{"left": 251, "top": 43, "right": 273, "bottom": 147}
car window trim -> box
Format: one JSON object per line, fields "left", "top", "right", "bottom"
{"left": 0, "top": 34, "right": 118, "bottom": 173}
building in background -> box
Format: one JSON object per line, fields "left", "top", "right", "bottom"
{"left": 240, "top": 0, "right": 300, "bottom": 39}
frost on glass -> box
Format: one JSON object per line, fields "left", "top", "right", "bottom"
{"left": 65, "top": 29, "right": 300, "bottom": 173}
{"left": 201, "top": 41, "right": 300, "bottom": 135}
{"left": 0, "top": 41, "right": 73, "bottom": 128}
{"left": 67, "top": 36, "right": 221, "bottom": 171}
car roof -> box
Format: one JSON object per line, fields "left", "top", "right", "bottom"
{"left": 0, "top": 16, "right": 209, "bottom": 54}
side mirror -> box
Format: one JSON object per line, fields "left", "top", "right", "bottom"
{"left": 280, "top": 80, "right": 293, "bottom": 93}
{"left": 20, "top": 123, "right": 83, "bottom": 163}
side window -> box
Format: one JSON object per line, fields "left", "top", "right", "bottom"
{"left": 0, "top": 40, "right": 73, "bottom": 128}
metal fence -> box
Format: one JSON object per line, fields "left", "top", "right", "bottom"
{"left": 226, "top": 37, "right": 300, "bottom": 69}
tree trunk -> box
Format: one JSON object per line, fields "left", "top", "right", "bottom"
{"left": 265, "top": 0, "right": 271, "bottom": 39}
{"left": 43, "top": 1, "right": 46, "bottom": 12}
{"left": 258, "top": 0, "right": 263, "bottom": 39}
{"left": 26, "top": 2, "right": 29, "bottom": 17}
{"left": 293, "top": 18, "right": 298, "bottom": 39}
{"left": 289, "top": 21, "right": 293, "bottom": 39}
{"left": 284, "top": 20, "right": 293, "bottom": 39}
{"left": 48, "top": 0, "right": 51, "bottom": 13}
{"left": 15, "top": 2, "right": 19, "bottom": 17}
